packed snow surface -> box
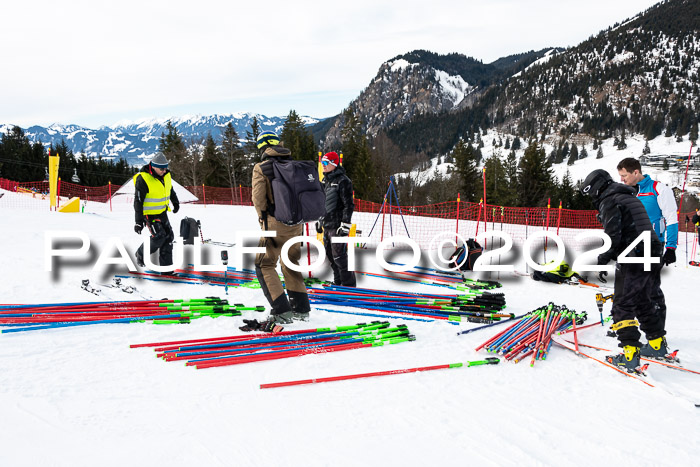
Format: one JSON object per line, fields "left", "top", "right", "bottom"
{"left": 0, "top": 201, "right": 698, "bottom": 466}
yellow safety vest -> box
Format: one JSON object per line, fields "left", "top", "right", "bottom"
{"left": 134, "top": 171, "right": 172, "bottom": 216}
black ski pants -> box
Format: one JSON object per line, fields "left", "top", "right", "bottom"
{"left": 136, "top": 213, "right": 174, "bottom": 267}
{"left": 611, "top": 261, "right": 665, "bottom": 348}
{"left": 324, "top": 231, "right": 356, "bottom": 287}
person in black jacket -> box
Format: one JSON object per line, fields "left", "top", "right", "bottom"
{"left": 133, "top": 153, "right": 180, "bottom": 274}
{"left": 580, "top": 169, "right": 672, "bottom": 372}
{"left": 316, "top": 151, "right": 356, "bottom": 287}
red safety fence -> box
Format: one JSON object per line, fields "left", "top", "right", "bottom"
{"left": 1, "top": 177, "right": 697, "bottom": 237}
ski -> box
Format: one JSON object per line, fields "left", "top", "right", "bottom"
{"left": 99, "top": 278, "right": 137, "bottom": 294}
{"left": 561, "top": 339, "right": 697, "bottom": 375}
{"left": 554, "top": 335, "right": 700, "bottom": 406}
{"left": 203, "top": 239, "right": 236, "bottom": 247}
{"left": 81, "top": 279, "right": 102, "bottom": 296}
{"left": 551, "top": 335, "right": 653, "bottom": 386}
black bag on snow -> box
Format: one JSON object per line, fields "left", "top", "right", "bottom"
{"left": 266, "top": 159, "right": 325, "bottom": 225}
{"left": 449, "top": 238, "right": 483, "bottom": 271}
{"left": 179, "top": 217, "right": 199, "bottom": 245}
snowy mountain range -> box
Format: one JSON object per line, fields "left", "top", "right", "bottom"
{"left": 0, "top": 113, "right": 318, "bottom": 167}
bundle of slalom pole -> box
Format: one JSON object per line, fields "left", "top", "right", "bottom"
{"left": 131, "top": 321, "right": 414, "bottom": 369}
{"left": 307, "top": 283, "right": 508, "bottom": 324}
{"left": 475, "top": 303, "right": 586, "bottom": 365}
{"left": 0, "top": 298, "right": 259, "bottom": 333}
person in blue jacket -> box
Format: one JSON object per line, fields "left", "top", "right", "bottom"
{"left": 617, "top": 157, "right": 677, "bottom": 344}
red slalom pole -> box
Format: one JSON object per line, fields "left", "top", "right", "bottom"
{"left": 260, "top": 357, "right": 500, "bottom": 389}
{"left": 132, "top": 327, "right": 339, "bottom": 349}
{"left": 195, "top": 341, "right": 370, "bottom": 369}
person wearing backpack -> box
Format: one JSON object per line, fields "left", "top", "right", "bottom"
{"left": 249, "top": 131, "right": 312, "bottom": 329}
{"left": 315, "top": 151, "right": 356, "bottom": 287}
{"left": 133, "top": 153, "right": 180, "bottom": 275}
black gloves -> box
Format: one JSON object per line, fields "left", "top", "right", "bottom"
{"left": 315, "top": 221, "right": 323, "bottom": 234}
{"left": 663, "top": 248, "right": 676, "bottom": 266}
{"left": 336, "top": 222, "right": 352, "bottom": 236}
{"left": 238, "top": 318, "right": 283, "bottom": 333}
{"left": 134, "top": 223, "right": 143, "bottom": 234}
{"left": 172, "top": 204, "right": 179, "bottom": 214}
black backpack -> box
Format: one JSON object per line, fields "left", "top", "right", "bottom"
{"left": 179, "top": 217, "right": 200, "bottom": 245}
{"left": 449, "top": 238, "right": 483, "bottom": 271}
{"left": 263, "top": 159, "right": 325, "bottom": 225}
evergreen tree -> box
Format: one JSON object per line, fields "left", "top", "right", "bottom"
{"left": 159, "top": 121, "right": 187, "bottom": 179}
{"left": 219, "top": 123, "right": 247, "bottom": 191}
{"left": 512, "top": 136, "right": 521, "bottom": 151}
{"left": 504, "top": 137, "right": 510, "bottom": 149}
{"left": 560, "top": 142, "right": 570, "bottom": 164}
{"left": 483, "top": 154, "right": 508, "bottom": 206}
{"left": 244, "top": 116, "right": 261, "bottom": 163}
{"left": 643, "top": 140, "right": 651, "bottom": 155}
{"left": 281, "top": 110, "right": 316, "bottom": 161}
{"left": 0, "top": 126, "right": 45, "bottom": 181}
{"left": 452, "top": 139, "right": 480, "bottom": 202}
{"left": 618, "top": 128, "right": 627, "bottom": 150}
{"left": 501, "top": 150, "right": 519, "bottom": 207}
{"left": 567, "top": 143, "right": 578, "bottom": 166}
{"left": 592, "top": 139, "right": 598, "bottom": 150}
{"left": 517, "top": 142, "right": 553, "bottom": 207}
{"left": 340, "top": 108, "right": 375, "bottom": 200}
{"left": 596, "top": 146, "right": 604, "bottom": 159}
{"left": 557, "top": 170, "right": 576, "bottom": 208}
{"left": 690, "top": 119, "right": 699, "bottom": 143}
{"left": 201, "top": 133, "right": 228, "bottom": 187}
{"left": 580, "top": 146, "right": 589, "bottom": 159}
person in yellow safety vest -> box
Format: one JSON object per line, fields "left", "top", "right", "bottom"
{"left": 133, "top": 153, "right": 180, "bottom": 274}
{"left": 532, "top": 261, "right": 586, "bottom": 284}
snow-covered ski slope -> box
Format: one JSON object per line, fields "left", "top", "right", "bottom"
{"left": 0, "top": 201, "right": 698, "bottom": 467}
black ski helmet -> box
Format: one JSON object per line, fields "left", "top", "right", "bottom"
{"left": 580, "top": 169, "right": 613, "bottom": 200}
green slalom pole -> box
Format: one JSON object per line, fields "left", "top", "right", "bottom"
{"left": 260, "top": 357, "right": 499, "bottom": 389}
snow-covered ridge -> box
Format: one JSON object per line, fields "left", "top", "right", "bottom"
{"left": 0, "top": 112, "right": 318, "bottom": 166}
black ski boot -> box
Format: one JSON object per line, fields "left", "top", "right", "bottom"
{"left": 607, "top": 345, "right": 645, "bottom": 374}
{"left": 269, "top": 294, "right": 293, "bottom": 324}
{"left": 288, "top": 290, "right": 311, "bottom": 322}
{"left": 640, "top": 337, "right": 679, "bottom": 363}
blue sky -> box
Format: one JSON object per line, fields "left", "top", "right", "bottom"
{"left": 1, "top": 0, "right": 661, "bottom": 129}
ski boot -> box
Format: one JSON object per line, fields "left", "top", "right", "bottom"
{"left": 293, "top": 312, "right": 310, "bottom": 322}
{"left": 271, "top": 311, "right": 294, "bottom": 325}
{"left": 606, "top": 345, "right": 647, "bottom": 375}
{"left": 640, "top": 337, "right": 679, "bottom": 364}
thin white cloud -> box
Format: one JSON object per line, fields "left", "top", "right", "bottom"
{"left": 1, "top": 0, "right": 661, "bottom": 128}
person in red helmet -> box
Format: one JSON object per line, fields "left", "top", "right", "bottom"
{"left": 316, "top": 151, "right": 356, "bottom": 287}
